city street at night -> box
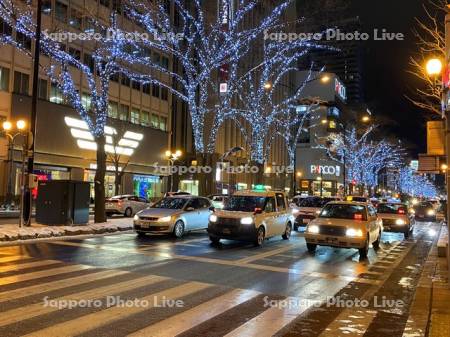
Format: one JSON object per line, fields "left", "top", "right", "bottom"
{"left": 0, "top": 221, "right": 444, "bottom": 337}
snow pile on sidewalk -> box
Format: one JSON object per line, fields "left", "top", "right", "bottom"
{"left": 0, "top": 220, "right": 132, "bottom": 243}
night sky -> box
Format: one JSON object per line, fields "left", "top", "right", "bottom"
{"left": 351, "top": 0, "right": 435, "bottom": 156}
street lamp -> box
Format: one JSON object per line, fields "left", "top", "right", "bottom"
{"left": 426, "top": 58, "right": 443, "bottom": 76}
{"left": 2, "top": 120, "right": 27, "bottom": 213}
{"left": 165, "top": 150, "right": 182, "bottom": 192}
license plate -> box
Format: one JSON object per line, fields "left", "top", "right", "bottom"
{"left": 140, "top": 221, "right": 151, "bottom": 228}
{"left": 326, "top": 237, "right": 338, "bottom": 243}
{"left": 222, "top": 228, "right": 231, "bottom": 234}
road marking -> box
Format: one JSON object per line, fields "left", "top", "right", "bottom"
{"left": 23, "top": 282, "right": 212, "bottom": 337}
{"left": 127, "top": 288, "right": 261, "bottom": 337}
{"left": 235, "top": 245, "right": 296, "bottom": 264}
{"left": 0, "top": 259, "right": 61, "bottom": 274}
{"left": 0, "top": 255, "right": 32, "bottom": 264}
{"left": 0, "top": 274, "right": 168, "bottom": 327}
{"left": 223, "top": 296, "right": 314, "bottom": 337}
{"left": 0, "top": 264, "right": 93, "bottom": 286}
{"left": 0, "top": 269, "right": 129, "bottom": 304}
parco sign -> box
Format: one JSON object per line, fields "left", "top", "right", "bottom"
{"left": 311, "top": 165, "right": 341, "bottom": 177}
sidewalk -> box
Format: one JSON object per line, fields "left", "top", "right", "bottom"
{"left": 0, "top": 217, "right": 133, "bottom": 245}
{"left": 404, "top": 223, "right": 450, "bottom": 337}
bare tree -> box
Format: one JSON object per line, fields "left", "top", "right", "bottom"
{"left": 407, "top": 0, "right": 447, "bottom": 116}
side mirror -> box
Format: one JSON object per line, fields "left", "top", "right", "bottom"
{"left": 209, "top": 206, "right": 215, "bottom": 212}
{"left": 186, "top": 207, "right": 195, "bottom": 212}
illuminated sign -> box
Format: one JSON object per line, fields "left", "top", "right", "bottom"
{"left": 219, "top": 83, "right": 228, "bottom": 93}
{"left": 335, "top": 78, "right": 347, "bottom": 101}
{"left": 310, "top": 165, "right": 341, "bottom": 177}
{"left": 65, "top": 117, "right": 143, "bottom": 156}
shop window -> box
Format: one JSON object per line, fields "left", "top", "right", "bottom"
{"left": 119, "top": 104, "right": 129, "bottom": 121}
{"left": 141, "top": 110, "right": 150, "bottom": 126}
{"left": 69, "top": 8, "right": 82, "bottom": 29}
{"left": 108, "top": 101, "right": 118, "bottom": 118}
{"left": 151, "top": 114, "right": 159, "bottom": 128}
{"left": 42, "top": 0, "right": 52, "bottom": 14}
{"left": 55, "top": 1, "right": 68, "bottom": 23}
{"left": 130, "top": 108, "right": 140, "bottom": 124}
{"left": 50, "top": 83, "right": 64, "bottom": 104}
{"left": 68, "top": 47, "right": 81, "bottom": 60}
{"left": 13, "top": 71, "right": 29, "bottom": 95}
{"left": 38, "top": 78, "right": 47, "bottom": 99}
{"left": 159, "top": 116, "right": 167, "bottom": 131}
{"left": 0, "top": 67, "right": 9, "bottom": 92}
{"left": 152, "top": 84, "right": 159, "bottom": 98}
{"left": 161, "top": 87, "right": 168, "bottom": 101}
{"left": 16, "top": 32, "right": 32, "bottom": 50}
{"left": 81, "top": 92, "right": 92, "bottom": 111}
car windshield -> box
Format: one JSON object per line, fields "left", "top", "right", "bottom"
{"left": 418, "top": 202, "right": 433, "bottom": 208}
{"left": 297, "top": 197, "right": 334, "bottom": 208}
{"left": 151, "top": 198, "right": 187, "bottom": 209}
{"left": 377, "top": 203, "right": 407, "bottom": 214}
{"left": 223, "top": 196, "right": 266, "bottom": 212}
{"left": 319, "top": 204, "right": 367, "bottom": 220}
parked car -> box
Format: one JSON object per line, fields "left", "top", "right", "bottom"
{"left": 208, "top": 194, "right": 229, "bottom": 209}
{"left": 413, "top": 201, "right": 437, "bottom": 222}
{"left": 133, "top": 196, "right": 212, "bottom": 238}
{"left": 164, "top": 191, "right": 191, "bottom": 197}
{"left": 291, "top": 196, "right": 341, "bottom": 230}
{"left": 305, "top": 201, "right": 383, "bottom": 258}
{"left": 208, "top": 190, "right": 293, "bottom": 246}
{"left": 106, "top": 195, "right": 149, "bottom": 217}
{"left": 377, "top": 203, "right": 414, "bottom": 238}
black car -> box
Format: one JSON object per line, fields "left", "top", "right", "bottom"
{"left": 413, "top": 201, "right": 437, "bottom": 222}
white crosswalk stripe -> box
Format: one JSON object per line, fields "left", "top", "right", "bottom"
{"left": 0, "top": 259, "right": 61, "bottom": 273}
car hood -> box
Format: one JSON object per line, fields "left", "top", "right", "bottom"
{"left": 309, "top": 217, "right": 367, "bottom": 227}
{"left": 137, "top": 208, "right": 183, "bottom": 217}
{"left": 214, "top": 210, "right": 253, "bottom": 218}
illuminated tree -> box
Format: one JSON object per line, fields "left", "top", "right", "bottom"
{"left": 399, "top": 166, "right": 438, "bottom": 198}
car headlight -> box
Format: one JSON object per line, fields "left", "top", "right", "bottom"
{"left": 292, "top": 209, "right": 300, "bottom": 214}
{"left": 427, "top": 209, "right": 435, "bottom": 216}
{"left": 240, "top": 217, "right": 254, "bottom": 225}
{"left": 133, "top": 214, "right": 140, "bottom": 221}
{"left": 315, "top": 210, "right": 321, "bottom": 215}
{"left": 346, "top": 228, "right": 363, "bottom": 237}
{"left": 395, "top": 219, "right": 405, "bottom": 225}
{"left": 307, "top": 225, "right": 319, "bottom": 234}
{"left": 209, "top": 214, "right": 218, "bottom": 223}
{"left": 158, "top": 216, "right": 172, "bottom": 223}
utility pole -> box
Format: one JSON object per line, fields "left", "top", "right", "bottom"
{"left": 444, "top": 11, "right": 450, "bottom": 280}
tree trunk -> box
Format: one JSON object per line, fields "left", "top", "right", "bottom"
{"left": 251, "top": 161, "right": 265, "bottom": 186}
{"left": 94, "top": 135, "right": 107, "bottom": 223}
{"left": 197, "top": 153, "right": 215, "bottom": 196}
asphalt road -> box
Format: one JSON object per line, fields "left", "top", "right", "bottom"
{"left": 0, "top": 221, "right": 440, "bottom": 337}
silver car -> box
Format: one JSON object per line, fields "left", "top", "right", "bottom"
{"left": 133, "top": 196, "right": 212, "bottom": 238}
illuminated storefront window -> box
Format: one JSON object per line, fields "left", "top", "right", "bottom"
{"left": 133, "top": 175, "right": 161, "bottom": 200}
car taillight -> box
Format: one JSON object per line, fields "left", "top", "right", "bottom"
{"left": 354, "top": 214, "right": 363, "bottom": 220}
{"left": 398, "top": 209, "right": 405, "bottom": 214}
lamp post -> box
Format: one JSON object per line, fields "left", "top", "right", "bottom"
{"left": 2, "top": 120, "right": 26, "bottom": 217}
{"left": 165, "top": 150, "right": 182, "bottom": 192}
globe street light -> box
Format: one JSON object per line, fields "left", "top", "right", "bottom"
{"left": 165, "top": 150, "right": 183, "bottom": 192}
{"left": 426, "top": 58, "right": 443, "bottom": 76}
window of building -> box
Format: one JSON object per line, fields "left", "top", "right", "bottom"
{"left": 81, "top": 92, "right": 91, "bottom": 111}
{"left": 100, "top": 0, "right": 110, "bottom": 8}
{"left": 13, "top": 71, "right": 29, "bottom": 95}
{"left": 121, "top": 75, "right": 130, "bottom": 87}
{"left": 141, "top": 110, "right": 149, "bottom": 126}
{"left": 130, "top": 108, "right": 140, "bottom": 124}
{"left": 68, "top": 47, "right": 81, "bottom": 60}
{"left": 0, "top": 18, "right": 12, "bottom": 36}
{"left": 151, "top": 114, "right": 159, "bottom": 128}
{"left": 119, "top": 104, "right": 129, "bottom": 121}
{"left": 152, "top": 52, "right": 160, "bottom": 65}
{"left": 152, "top": 84, "right": 159, "bottom": 98}
{"left": 159, "top": 116, "right": 167, "bottom": 131}
{"left": 143, "top": 83, "right": 151, "bottom": 95}
{"left": 55, "top": 1, "right": 68, "bottom": 23}
{"left": 83, "top": 17, "right": 95, "bottom": 33}
{"left": 50, "top": 83, "right": 64, "bottom": 104}
{"left": 69, "top": 8, "right": 82, "bottom": 29}
{"left": 161, "top": 56, "right": 169, "bottom": 70}
{"left": 0, "top": 67, "right": 9, "bottom": 92}
{"left": 83, "top": 53, "right": 95, "bottom": 72}
{"left": 38, "top": 78, "right": 47, "bottom": 99}
{"left": 42, "top": 0, "right": 52, "bottom": 14}
{"left": 161, "top": 87, "right": 168, "bottom": 101}
{"left": 108, "top": 101, "right": 118, "bottom": 118}
{"left": 112, "top": 0, "right": 122, "bottom": 13}
{"left": 16, "top": 32, "right": 32, "bottom": 50}
{"left": 131, "top": 80, "right": 141, "bottom": 91}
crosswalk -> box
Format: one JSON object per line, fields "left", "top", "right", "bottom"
{"left": 0, "top": 225, "right": 438, "bottom": 337}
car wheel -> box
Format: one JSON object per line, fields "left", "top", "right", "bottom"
{"left": 136, "top": 231, "right": 147, "bottom": 238}
{"left": 173, "top": 220, "right": 185, "bottom": 239}
{"left": 293, "top": 224, "right": 299, "bottom": 231}
{"left": 209, "top": 236, "right": 220, "bottom": 244}
{"left": 106, "top": 212, "right": 113, "bottom": 217}
{"left": 306, "top": 243, "right": 317, "bottom": 253}
{"left": 124, "top": 207, "right": 133, "bottom": 217}
{"left": 282, "top": 223, "right": 292, "bottom": 240}
{"left": 254, "top": 227, "right": 265, "bottom": 247}
{"left": 359, "top": 236, "right": 369, "bottom": 258}
{"left": 373, "top": 230, "right": 381, "bottom": 249}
